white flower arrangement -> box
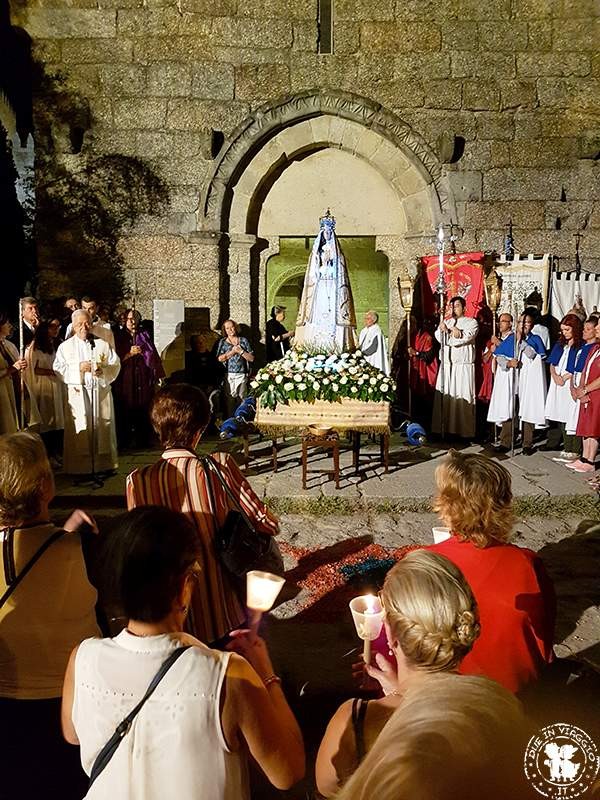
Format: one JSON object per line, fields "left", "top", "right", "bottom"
{"left": 251, "top": 347, "right": 395, "bottom": 410}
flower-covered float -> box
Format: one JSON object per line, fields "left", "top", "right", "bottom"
{"left": 251, "top": 348, "right": 393, "bottom": 436}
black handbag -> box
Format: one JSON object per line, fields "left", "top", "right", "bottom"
{"left": 202, "top": 456, "right": 284, "bottom": 578}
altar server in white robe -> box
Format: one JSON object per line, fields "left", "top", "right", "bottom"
{"left": 432, "top": 296, "right": 478, "bottom": 438}
{"left": 486, "top": 313, "right": 516, "bottom": 449}
{"left": 515, "top": 313, "right": 548, "bottom": 454}
{"left": 358, "top": 311, "right": 389, "bottom": 375}
{"left": 54, "top": 309, "right": 120, "bottom": 475}
{"left": 544, "top": 314, "right": 583, "bottom": 458}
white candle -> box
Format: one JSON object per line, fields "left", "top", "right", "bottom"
{"left": 246, "top": 570, "right": 285, "bottom": 641}
{"left": 349, "top": 594, "right": 384, "bottom": 666}
{"left": 246, "top": 570, "right": 285, "bottom": 611}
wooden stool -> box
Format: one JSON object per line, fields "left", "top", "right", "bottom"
{"left": 301, "top": 431, "right": 340, "bottom": 489}
{"left": 352, "top": 431, "right": 390, "bottom": 474}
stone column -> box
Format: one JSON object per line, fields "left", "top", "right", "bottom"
{"left": 188, "top": 229, "right": 225, "bottom": 330}
{"left": 376, "top": 234, "right": 426, "bottom": 349}
{"left": 228, "top": 233, "right": 257, "bottom": 329}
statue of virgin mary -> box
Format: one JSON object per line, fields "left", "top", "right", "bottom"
{"left": 294, "top": 211, "right": 357, "bottom": 353}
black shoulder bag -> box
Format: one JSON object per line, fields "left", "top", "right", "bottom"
{"left": 88, "top": 645, "right": 192, "bottom": 789}
{"left": 0, "top": 527, "right": 66, "bottom": 609}
{"left": 202, "top": 456, "right": 284, "bottom": 578}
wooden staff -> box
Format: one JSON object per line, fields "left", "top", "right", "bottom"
{"left": 18, "top": 300, "right": 25, "bottom": 430}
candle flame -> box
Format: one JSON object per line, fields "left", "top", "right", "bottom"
{"left": 364, "top": 594, "right": 376, "bottom": 613}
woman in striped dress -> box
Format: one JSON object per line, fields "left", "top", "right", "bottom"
{"left": 126, "top": 383, "right": 279, "bottom": 645}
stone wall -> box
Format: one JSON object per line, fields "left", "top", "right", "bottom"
{"left": 9, "top": 0, "right": 600, "bottom": 329}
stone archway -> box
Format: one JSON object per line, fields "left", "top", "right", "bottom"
{"left": 191, "top": 89, "right": 454, "bottom": 342}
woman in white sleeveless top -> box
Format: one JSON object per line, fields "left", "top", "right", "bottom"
{"left": 61, "top": 507, "right": 304, "bottom": 799}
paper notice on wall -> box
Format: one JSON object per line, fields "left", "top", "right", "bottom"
{"left": 153, "top": 299, "right": 185, "bottom": 378}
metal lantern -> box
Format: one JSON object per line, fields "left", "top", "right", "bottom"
{"left": 485, "top": 268, "right": 501, "bottom": 313}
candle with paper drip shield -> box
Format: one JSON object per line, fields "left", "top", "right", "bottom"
{"left": 246, "top": 570, "right": 285, "bottom": 636}
{"left": 349, "top": 594, "right": 385, "bottom": 666}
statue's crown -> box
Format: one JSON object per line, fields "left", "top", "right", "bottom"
{"left": 320, "top": 209, "right": 336, "bottom": 230}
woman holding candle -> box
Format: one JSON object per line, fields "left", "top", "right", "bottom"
{"left": 427, "top": 451, "right": 556, "bottom": 692}
{"left": 62, "top": 506, "right": 304, "bottom": 798}
{"left": 315, "top": 550, "right": 480, "bottom": 798}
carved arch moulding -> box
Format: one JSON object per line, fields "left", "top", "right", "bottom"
{"left": 199, "top": 89, "right": 451, "bottom": 235}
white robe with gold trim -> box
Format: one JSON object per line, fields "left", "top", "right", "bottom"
{"left": 54, "top": 335, "right": 120, "bottom": 474}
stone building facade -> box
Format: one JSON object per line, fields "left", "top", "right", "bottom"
{"left": 9, "top": 0, "right": 600, "bottom": 344}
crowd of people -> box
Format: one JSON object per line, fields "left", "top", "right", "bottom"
{"left": 2, "top": 293, "right": 600, "bottom": 485}
{"left": 393, "top": 300, "right": 600, "bottom": 484}
{"left": 0, "top": 366, "right": 563, "bottom": 798}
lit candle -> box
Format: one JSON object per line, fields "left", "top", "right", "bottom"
{"left": 246, "top": 570, "right": 285, "bottom": 638}
{"left": 349, "top": 593, "right": 384, "bottom": 667}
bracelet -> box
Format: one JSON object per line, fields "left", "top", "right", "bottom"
{"left": 263, "top": 674, "right": 282, "bottom": 688}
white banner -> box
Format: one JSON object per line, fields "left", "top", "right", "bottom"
{"left": 494, "top": 253, "right": 552, "bottom": 315}
{"left": 550, "top": 271, "right": 600, "bottom": 322}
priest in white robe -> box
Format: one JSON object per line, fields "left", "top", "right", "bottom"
{"left": 358, "top": 311, "right": 389, "bottom": 375}
{"left": 487, "top": 313, "right": 516, "bottom": 450}
{"left": 54, "top": 309, "right": 120, "bottom": 475}
{"left": 432, "top": 296, "right": 478, "bottom": 439}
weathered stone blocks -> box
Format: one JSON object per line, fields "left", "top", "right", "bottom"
{"left": 465, "top": 201, "right": 545, "bottom": 229}
{"left": 19, "top": 9, "right": 116, "bottom": 38}
{"left": 235, "top": 65, "right": 290, "bottom": 102}
{"left": 462, "top": 80, "right": 500, "bottom": 111}
{"left": 166, "top": 99, "right": 250, "bottom": 133}
{"left": 119, "top": 234, "right": 192, "bottom": 271}
{"left": 360, "top": 22, "right": 441, "bottom": 52}
{"left": 238, "top": 0, "right": 316, "bottom": 20}
{"left": 147, "top": 63, "right": 192, "bottom": 97}
{"left": 61, "top": 38, "right": 133, "bottom": 63}
{"left": 394, "top": 54, "right": 451, "bottom": 80}
{"left": 113, "top": 98, "right": 167, "bottom": 129}
{"left": 211, "top": 18, "right": 293, "bottom": 49}
{"left": 335, "top": 0, "right": 396, "bottom": 21}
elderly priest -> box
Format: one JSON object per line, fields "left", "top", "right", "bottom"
{"left": 54, "top": 309, "right": 120, "bottom": 475}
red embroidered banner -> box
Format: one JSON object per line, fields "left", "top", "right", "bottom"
{"left": 421, "top": 252, "right": 485, "bottom": 319}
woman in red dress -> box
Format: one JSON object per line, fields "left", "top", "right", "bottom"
{"left": 427, "top": 450, "right": 556, "bottom": 693}
{"left": 573, "top": 317, "right": 600, "bottom": 475}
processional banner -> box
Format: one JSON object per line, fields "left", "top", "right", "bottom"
{"left": 421, "top": 252, "right": 485, "bottom": 319}
{"left": 494, "top": 253, "right": 551, "bottom": 315}
{"left": 551, "top": 271, "right": 600, "bottom": 322}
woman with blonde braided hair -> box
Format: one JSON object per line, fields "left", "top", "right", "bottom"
{"left": 315, "top": 550, "right": 480, "bottom": 798}
{"left": 427, "top": 450, "right": 556, "bottom": 693}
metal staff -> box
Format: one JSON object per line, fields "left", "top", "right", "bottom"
{"left": 435, "top": 224, "right": 448, "bottom": 440}
{"left": 509, "top": 294, "right": 521, "bottom": 458}
{"left": 87, "top": 335, "right": 103, "bottom": 488}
